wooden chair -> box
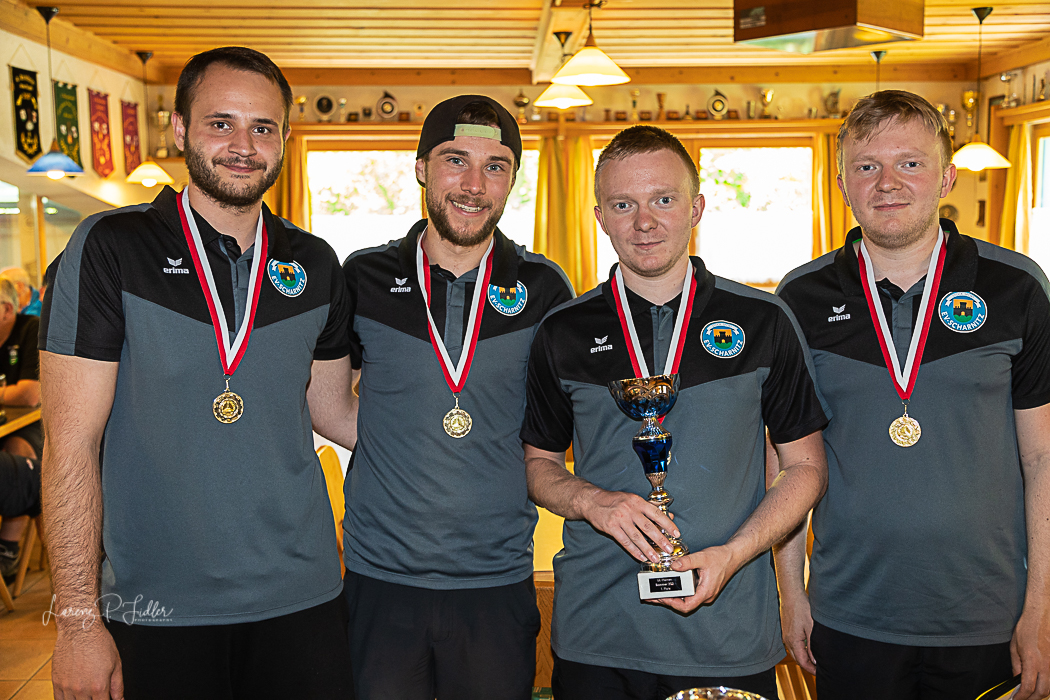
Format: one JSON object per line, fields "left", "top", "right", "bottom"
{"left": 533, "top": 571, "right": 555, "bottom": 691}
{"left": 0, "top": 517, "right": 13, "bottom": 611}
{"left": 316, "top": 446, "right": 345, "bottom": 570}
{"left": 12, "top": 514, "right": 46, "bottom": 597}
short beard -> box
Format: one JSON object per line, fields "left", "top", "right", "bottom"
{"left": 860, "top": 205, "right": 939, "bottom": 251}
{"left": 184, "top": 138, "right": 283, "bottom": 212}
{"left": 423, "top": 163, "right": 508, "bottom": 248}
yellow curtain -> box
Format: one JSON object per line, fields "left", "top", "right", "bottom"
{"left": 533, "top": 135, "right": 598, "bottom": 294}
{"left": 813, "top": 133, "right": 853, "bottom": 257}
{"left": 999, "top": 124, "right": 1032, "bottom": 252}
{"left": 264, "top": 135, "right": 311, "bottom": 229}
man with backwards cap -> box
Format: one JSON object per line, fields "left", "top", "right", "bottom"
{"left": 340, "top": 95, "right": 574, "bottom": 699}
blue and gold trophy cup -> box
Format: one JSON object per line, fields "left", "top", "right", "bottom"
{"left": 609, "top": 374, "right": 697, "bottom": 600}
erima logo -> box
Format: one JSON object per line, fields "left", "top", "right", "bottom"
{"left": 591, "top": 335, "right": 613, "bottom": 353}
{"left": 390, "top": 276, "right": 412, "bottom": 293}
{"left": 163, "top": 257, "right": 189, "bottom": 275}
{"left": 828, "top": 304, "right": 850, "bottom": 322}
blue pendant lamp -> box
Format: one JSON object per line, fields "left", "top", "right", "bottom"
{"left": 27, "top": 6, "right": 84, "bottom": 180}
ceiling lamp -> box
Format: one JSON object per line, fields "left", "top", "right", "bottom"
{"left": 550, "top": 2, "right": 629, "bottom": 87}
{"left": 125, "top": 51, "right": 174, "bottom": 188}
{"left": 952, "top": 8, "right": 1011, "bottom": 172}
{"left": 535, "top": 84, "right": 594, "bottom": 110}
{"left": 536, "top": 32, "right": 594, "bottom": 109}
{"left": 27, "top": 7, "right": 84, "bottom": 180}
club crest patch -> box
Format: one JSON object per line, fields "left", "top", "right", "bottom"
{"left": 938, "top": 291, "right": 987, "bottom": 333}
{"left": 487, "top": 281, "right": 527, "bottom": 316}
{"left": 701, "top": 320, "right": 745, "bottom": 358}
{"left": 268, "top": 260, "right": 307, "bottom": 297}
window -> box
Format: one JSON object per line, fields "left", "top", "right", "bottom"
{"left": 1028, "top": 125, "right": 1050, "bottom": 272}
{"left": 697, "top": 147, "right": 812, "bottom": 287}
{"left": 307, "top": 149, "right": 540, "bottom": 264}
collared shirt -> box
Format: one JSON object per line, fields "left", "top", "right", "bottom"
{"left": 521, "top": 257, "right": 828, "bottom": 676}
{"left": 40, "top": 186, "right": 351, "bottom": 626}
{"left": 778, "top": 219, "right": 1050, "bottom": 646}
{"left": 341, "top": 220, "right": 574, "bottom": 589}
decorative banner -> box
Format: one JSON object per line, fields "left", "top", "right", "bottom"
{"left": 87, "top": 89, "right": 114, "bottom": 177}
{"left": 121, "top": 100, "right": 141, "bottom": 173}
{"left": 10, "top": 67, "right": 41, "bottom": 163}
{"left": 53, "top": 81, "right": 82, "bottom": 167}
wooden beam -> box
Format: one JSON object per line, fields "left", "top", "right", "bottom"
{"left": 981, "top": 34, "right": 1050, "bottom": 77}
{"left": 203, "top": 62, "right": 976, "bottom": 88}
{"left": 621, "top": 63, "right": 973, "bottom": 83}
{"left": 0, "top": 0, "right": 161, "bottom": 81}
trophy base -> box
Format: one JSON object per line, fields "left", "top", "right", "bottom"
{"left": 638, "top": 569, "right": 696, "bottom": 600}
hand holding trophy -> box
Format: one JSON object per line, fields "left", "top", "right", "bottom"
{"left": 609, "top": 374, "right": 697, "bottom": 600}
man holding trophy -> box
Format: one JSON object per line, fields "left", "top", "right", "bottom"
{"left": 521, "top": 125, "right": 829, "bottom": 699}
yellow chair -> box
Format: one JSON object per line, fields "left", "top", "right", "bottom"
{"left": 0, "top": 517, "right": 13, "bottom": 611}
{"left": 316, "top": 446, "right": 346, "bottom": 570}
{"left": 12, "top": 514, "right": 46, "bottom": 597}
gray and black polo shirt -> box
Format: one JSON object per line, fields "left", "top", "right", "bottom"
{"left": 521, "top": 257, "right": 829, "bottom": 676}
{"left": 777, "top": 219, "right": 1050, "bottom": 646}
{"left": 342, "top": 221, "right": 573, "bottom": 589}
{"left": 40, "top": 186, "right": 351, "bottom": 626}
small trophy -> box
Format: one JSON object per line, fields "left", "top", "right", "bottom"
{"left": 962, "top": 90, "right": 979, "bottom": 130}
{"left": 666, "top": 689, "right": 770, "bottom": 700}
{"left": 760, "top": 89, "right": 775, "bottom": 119}
{"left": 609, "top": 374, "right": 697, "bottom": 601}
{"left": 513, "top": 90, "right": 530, "bottom": 125}
{"left": 630, "top": 89, "right": 640, "bottom": 122}
{"left": 154, "top": 96, "right": 171, "bottom": 159}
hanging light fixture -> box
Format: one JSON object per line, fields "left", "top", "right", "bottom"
{"left": 536, "top": 31, "right": 594, "bottom": 109}
{"left": 952, "top": 8, "right": 1011, "bottom": 172}
{"left": 125, "top": 51, "right": 174, "bottom": 188}
{"left": 550, "top": 2, "right": 629, "bottom": 87}
{"left": 871, "top": 50, "right": 887, "bottom": 92}
{"left": 27, "top": 7, "right": 84, "bottom": 180}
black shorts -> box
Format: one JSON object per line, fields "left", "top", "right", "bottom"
{"left": 2, "top": 420, "right": 42, "bottom": 459}
{"left": 344, "top": 570, "right": 540, "bottom": 700}
{"left": 810, "top": 620, "right": 1013, "bottom": 700}
{"left": 105, "top": 593, "right": 353, "bottom": 699}
{"left": 0, "top": 451, "right": 41, "bottom": 518}
{"left": 551, "top": 650, "right": 780, "bottom": 700}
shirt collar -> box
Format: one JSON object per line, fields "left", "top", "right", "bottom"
{"left": 152, "top": 185, "right": 294, "bottom": 262}
{"left": 835, "top": 218, "right": 976, "bottom": 298}
{"left": 397, "top": 219, "right": 520, "bottom": 287}
{"left": 601, "top": 255, "right": 714, "bottom": 318}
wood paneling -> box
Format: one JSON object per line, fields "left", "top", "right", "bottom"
{"left": 10, "top": 0, "right": 1050, "bottom": 84}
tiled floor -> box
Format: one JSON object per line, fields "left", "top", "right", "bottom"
{"left": 0, "top": 565, "right": 55, "bottom": 700}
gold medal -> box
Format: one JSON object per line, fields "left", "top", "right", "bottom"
{"left": 213, "top": 377, "right": 243, "bottom": 424}
{"left": 889, "top": 405, "right": 920, "bottom": 447}
{"left": 443, "top": 396, "right": 471, "bottom": 438}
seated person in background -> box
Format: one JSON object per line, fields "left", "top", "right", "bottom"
{"left": 0, "top": 278, "right": 42, "bottom": 457}
{"left": 0, "top": 277, "right": 43, "bottom": 580}
{"left": 0, "top": 267, "right": 41, "bottom": 316}
{"left": 0, "top": 452, "right": 40, "bottom": 580}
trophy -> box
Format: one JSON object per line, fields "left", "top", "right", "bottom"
{"left": 609, "top": 374, "right": 697, "bottom": 600}
{"left": 962, "top": 90, "right": 979, "bottom": 130}
{"left": 759, "top": 89, "right": 774, "bottom": 119}
{"left": 667, "top": 689, "right": 770, "bottom": 700}
{"left": 154, "top": 96, "right": 171, "bottom": 159}
{"left": 630, "top": 89, "right": 640, "bottom": 122}
{"left": 513, "top": 90, "right": 530, "bottom": 125}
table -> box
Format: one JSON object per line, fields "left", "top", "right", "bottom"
{"left": 0, "top": 406, "right": 41, "bottom": 439}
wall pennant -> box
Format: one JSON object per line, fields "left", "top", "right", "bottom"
{"left": 88, "top": 89, "right": 114, "bottom": 177}
{"left": 10, "top": 67, "right": 42, "bottom": 163}
{"left": 121, "top": 100, "right": 141, "bottom": 173}
{"left": 53, "top": 81, "right": 82, "bottom": 167}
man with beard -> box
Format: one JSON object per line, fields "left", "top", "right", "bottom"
{"left": 40, "top": 47, "right": 356, "bottom": 698}
{"left": 776, "top": 90, "right": 1050, "bottom": 700}
{"left": 340, "top": 95, "right": 574, "bottom": 699}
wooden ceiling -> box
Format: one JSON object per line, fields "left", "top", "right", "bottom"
{"left": 9, "top": 0, "right": 1050, "bottom": 84}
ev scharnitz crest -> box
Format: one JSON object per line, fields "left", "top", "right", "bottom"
{"left": 268, "top": 260, "right": 307, "bottom": 297}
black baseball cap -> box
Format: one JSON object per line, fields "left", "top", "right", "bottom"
{"left": 416, "top": 95, "right": 522, "bottom": 166}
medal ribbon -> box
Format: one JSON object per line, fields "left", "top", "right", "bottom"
{"left": 857, "top": 229, "right": 946, "bottom": 401}
{"left": 611, "top": 262, "right": 697, "bottom": 378}
{"left": 415, "top": 229, "right": 494, "bottom": 394}
{"left": 177, "top": 188, "right": 267, "bottom": 378}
